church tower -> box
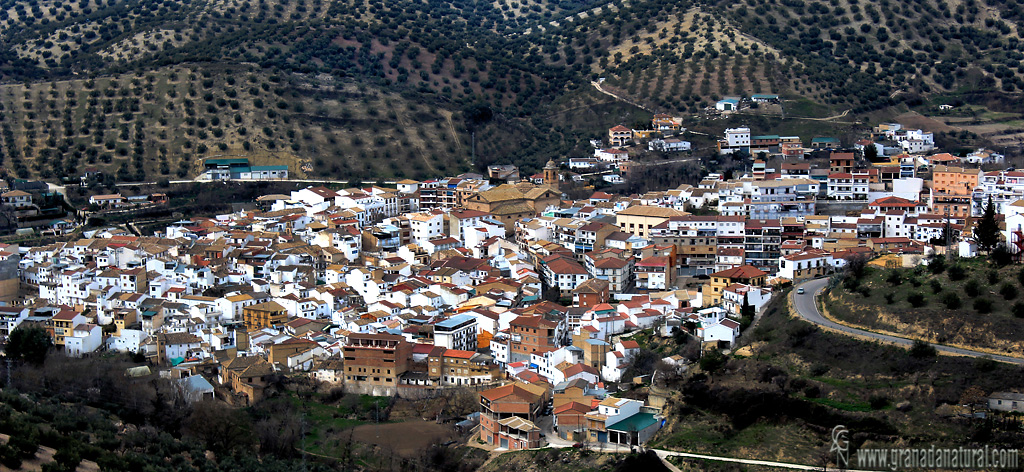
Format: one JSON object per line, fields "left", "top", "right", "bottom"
{"left": 543, "top": 159, "right": 559, "bottom": 189}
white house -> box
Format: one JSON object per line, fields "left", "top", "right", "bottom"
{"left": 964, "top": 148, "right": 1004, "bottom": 165}
{"left": 107, "top": 328, "right": 147, "bottom": 353}
{"left": 701, "top": 318, "right": 740, "bottom": 346}
{"left": 160, "top": 332, "right": 203, "bottom": 363}
{"left": 719, "top": 127, "right": 750, "bottom": 155}
{"left": 65, "top": 324, "right": 102, "bottom": 358}
{"left": 433, "top": 314, "right": 478, "bottom": 351}
{"left": 1, "top": 190, "right": 32, "bottom": 209}
{"left": 648, "top": 138, "right": 691, "bottom": 152}
{"left": 406, "top": 211, "right": 445, "bottom": 246}
{"left": 988, "top": 392, "right": 1024, "bottom": 413}
{"left": 827, "top": 172, "right": 870, "bottom": 200}
{"left": 601, "top": 340, "right": 639, "bottom": 382}
{"left": 176, "top": 375, "right": 215, "bottom": 404}
{"left": 778, "top": 249, "right": 834, "bottom": 281}
{"left": 716, "top": 97, "right": 741, "bottom": 112}
{"left": 569, "top": 158, "right": 600, "bottom": 170}
{"left": 602, "top": 174, "right": 625, "bottom": 184}
{"left": 596, "top": 397, "right": 642, "bottom": 428}
{"left": 721, "top": 284, "right": 772, "bottom": 316}
{"left": 595, "top": 148, "right": 630, "bottom": 164}
{"left": 0, "top": 306, "right": 28, "bottom": 336}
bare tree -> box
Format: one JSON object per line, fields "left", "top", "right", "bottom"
{"left": 959, "top": 385, "right": 987, "bottom": 415}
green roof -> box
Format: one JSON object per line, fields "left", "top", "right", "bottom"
{"left": 751, "top": 135, "right": 780, "bottom": 140}
{"left": 751, "top": 93, "right": 779, "bottom": 99}
{"left": 811, "top": 137, "right": 839, "bottom": 143}
{"left": 607, "top": 413, "right": 658, "bottom": 432}
{"left": 250, "top": 165, "right": 288, "bottom": 171}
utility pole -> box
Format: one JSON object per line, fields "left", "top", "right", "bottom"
{"left": 301, "top": 412, "right": 307, "bottom": 472}
{"left": 944, "top": 206, "right": 951, "bottom": 254}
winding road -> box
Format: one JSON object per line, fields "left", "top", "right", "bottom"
{"left": 793, "top": 278, "right": 1024, "bottom": 365}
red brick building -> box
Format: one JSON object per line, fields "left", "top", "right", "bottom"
{"left": 509, "top": 315, "right": 558, "bottom": 364}
{"left": 479, "top": 383, "right": 545, "bottom": 449}
{"left": 571, "top": 278, "right": 610, "bottom": 308}
{"left": 342, "top": 333, "right": 412, "bottom": 395}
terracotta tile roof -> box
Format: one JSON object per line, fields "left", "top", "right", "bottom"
{"left": 710, "top": 265, "right": 767, "bottom": 279}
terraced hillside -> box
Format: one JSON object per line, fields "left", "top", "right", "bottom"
{"left": 543, "top": 0, "right": 1024, "bottom": 118}
{"left": 1, "top": 0, "right": 1024, "bottom": 183}
{"left": 0, "top": 0, "right": 600, "bottom": 182}
{"left": 0, "top": 65, "right": 481, "bottom": 182}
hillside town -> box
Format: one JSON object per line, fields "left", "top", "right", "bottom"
{"left": 1, "top": 114, "right": 1021, "bottom": 451}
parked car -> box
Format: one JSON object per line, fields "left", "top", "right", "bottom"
{"left": 797, "top": 287, "right": 805, "bottom": 294}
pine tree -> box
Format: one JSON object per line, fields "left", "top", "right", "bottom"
{"left": 740, "top": 292, "right": 756, "bottom": 330}
{"left": 976, "top": 196, "right": 1000, "bottom": 252}
{"left": 863, "top": 144, "right": 878, "bottom": 162}
{"left": 741, "top": 292, "right": 755, "bottom": 319}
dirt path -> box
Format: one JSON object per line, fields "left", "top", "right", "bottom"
{"left": 796, "top": 108, "right": 851, "bottom": 121}
{"left": 393, "top": 104, "right": 438, "bottom": 174}
{"left": 590, "top": 81, "right": 655, "bottom": 113}
{"left": 444, "top": 111, "right": 464, "bottom": 154}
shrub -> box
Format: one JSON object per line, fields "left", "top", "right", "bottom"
{"left": 975, "top": 357, "right": 998, "bottom": 373}
{"left": 884, "top": 293, "right": 895, "bottom": 304}
{"left": 0, "top": 444, "right": 23, "bottom": 469}
{"left": 1014, "top": 302, "right": 1024, "bottom": 318}
{"left": 929, "top": 280, "right": 943, "bottom": 294}
{"left": 1001, "top": 283, "right": 1018, "bottom": 300}
{"left": 928, "top": 255, "right": 946, "bottom": 274}
{"left": 886, "top": 270, "right": 903, "bottom": 286}
{"left": 907, "top": 292, "right": 926, "bottom": 307}
{"left": 869, "top": 395, "right": 889, "bottom": 410}
{"left": 699, "top": 350, "right": 727, "bottom": 373}
{"left": 948, "top": 265, "right": 966, "bottom": 281}
{"left": 965, "top": 279, "right": 982, "bottom": 297}
{"left": 991, "top": 245, "right": 1013, "bottom": 266}
{"left": 909, "top": 340, "right": 937, "bottom": 358}
{"left": 973, "top": 298, "right": 993, "bottom": 314}
{"left": 942, "top": 292, "right": 962, "bottom": 309}
{"left": 987, "top": 269, "right": 1000, "bottom": 285}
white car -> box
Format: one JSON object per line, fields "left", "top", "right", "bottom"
{"left": 797, "top": 288, "right": 805, "bottom": 294}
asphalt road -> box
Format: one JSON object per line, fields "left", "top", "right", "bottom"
{"left": 794, "top": 278, "right": 1024, "bottom": 365}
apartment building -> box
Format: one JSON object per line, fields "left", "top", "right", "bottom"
{"left": 342, "top": 333, "right": 412, "bottom": 395}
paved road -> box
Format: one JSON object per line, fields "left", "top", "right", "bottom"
{"left": 794, "top": 278, "right": 1024, "bottom": 365}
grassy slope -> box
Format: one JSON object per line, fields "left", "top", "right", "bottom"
{"left": 827, "top": 258, "right": 1024, "bottom": 357}
{"left": 645, "top": 295, "right": 1024, "bottom": 466}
